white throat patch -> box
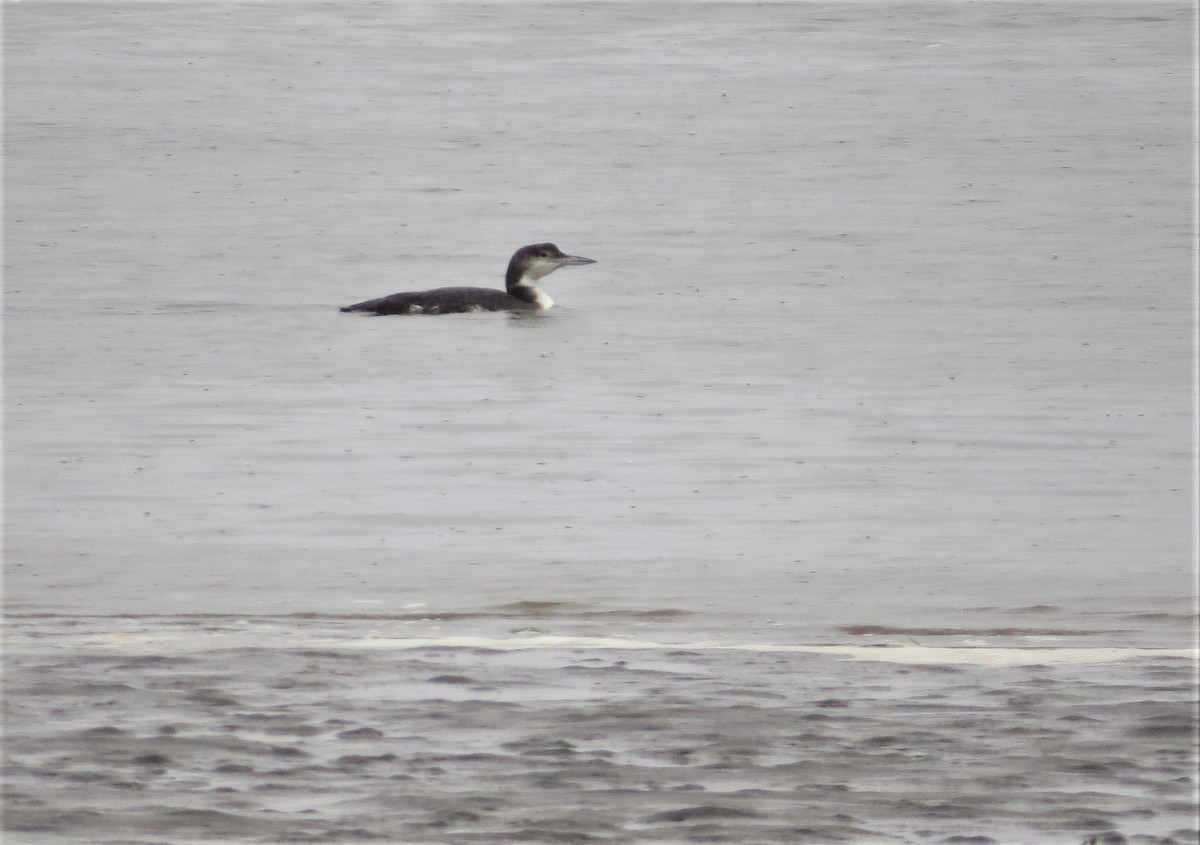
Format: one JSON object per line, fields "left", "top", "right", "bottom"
{"left": 514, "top": 276, "right": 554, "bottom": 310}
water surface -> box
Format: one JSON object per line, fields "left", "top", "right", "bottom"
{"left": 4, "top": 2, "right": 1195, "bottom": 843}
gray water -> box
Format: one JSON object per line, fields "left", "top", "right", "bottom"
{"left": 3, "top": 3, "right": 1196, "bottom": 843}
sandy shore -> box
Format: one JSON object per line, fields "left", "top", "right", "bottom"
{"left": 4, "top": 614, "right": 1198, "bottom": 845}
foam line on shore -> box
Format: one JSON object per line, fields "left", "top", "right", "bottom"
{"left": 60, "top": 629, "right": 1199, "bottom": 667}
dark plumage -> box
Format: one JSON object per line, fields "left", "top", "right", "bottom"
{"left": 340, "top": 243, "right": 595, "bottom": 315}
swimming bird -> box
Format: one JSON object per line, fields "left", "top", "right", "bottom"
{"left": 339, "top": 243, "right": 596, "bottom": 315}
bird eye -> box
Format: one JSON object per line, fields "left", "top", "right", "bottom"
{"left": 537, "top": 250, "right": 549, "bottom": 258}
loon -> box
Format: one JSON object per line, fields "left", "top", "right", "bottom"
{"left": 340, "top": 243, "right": 596, "bottom": 315}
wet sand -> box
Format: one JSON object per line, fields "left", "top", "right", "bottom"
{"left": 3, "top": 1, "right": 1197, "bottom": 843}
{"left": 4, "top": 612, "right": 1198, "bottom": 845}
